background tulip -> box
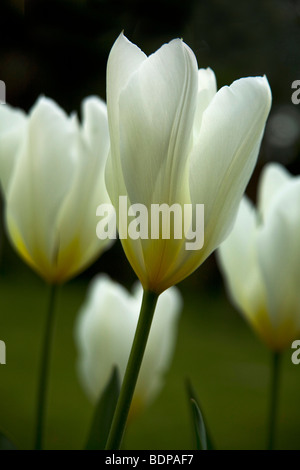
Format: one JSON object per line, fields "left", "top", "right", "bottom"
{"left": 75, "top": 274, "right": 182, "bottom": 416}
{"left": 0, "top": 96, "right": 114, "bottom": 283}
{"left": 217, "top": 163, "right": 300, "bottom": 352}
{"left": 105, "top": 33, "right": 272, "bottom": 294}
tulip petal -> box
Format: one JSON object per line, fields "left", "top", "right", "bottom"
{"left": 53, "top": 97, "right": 113, "bottom": 281}
{"left": 78, "top": 97, "right": 114, "bottom": 266}
{"left": 189, "top": 76, "right": 271, "bottom": 262}
{"left": 6, "top": 97, "right": 78, "bottom": 279}
{"left": 107, "top": 33, "right": 146, "bottom": 159}
{"left": 193, "top": 68, "right": 217, "bottom": 138}
{"left": 76, "top": 275, "right": 137, "bottom": 403}
{"left": 198, "top": 67, "right": 217, "bottom": 96}
{"left": 106, "top": 38, "right": 199, "bottom": 291}
{"left": 0, "top": 104, "right": 26, "bottom": 193}
{"left": 256, "top": 179, "right": 300, "bottom": 349}
{"left": 106, "top": 33, "right": 147, "bottom": 212}
{"left": 164, "top": 77, "right": 271, "bottom": 290}
{"left": 117, "top": 39, "right": 198, "bottom": 207}
{"left": 257, "top": 162, "right": 292, "bottom": 220}
{"left": 81, "top": 96, "right": 110, "bottom": 174}
{"left": 217, "top": 197, "right": 266, "bottom": 326}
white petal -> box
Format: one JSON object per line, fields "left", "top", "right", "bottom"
{"left": 256, "top": 179, "right": 300, "bottom": 345}
{"left": 106, "top": 33, "right": 147, "bottom": 211}
{"left": 117, "top": 39, "right": 198, "bottom": 207}
{"left": 193, "top": 68, "right": 217, "bottom": 138}
{"left": 257, "top": 162, "right": 292, "bottom": 220}
{"left": 198, "top": 67, "right": 217, "bottom": 95}
{"left": 217, "top": 197, "right": 266, "bottom": 321}
{"left": 81, "top": 96, "right": 109, "bottom": 173}
{"left": 189, "top": 76, "right": 272, "bottom": 263}
{"left": 0, "top": 104, "right": 26, "bottom": 193}
{"left": 54, "top": 108, "right": 113, "bottom": 281}
{"left": 107, "top": 33, "right": 146, "bottom": 159}
{"left": 6, "top": 97, "right": 78, "bottom": 273}
{"left": 75, "top": 275, "right": 138, "bottom": 402}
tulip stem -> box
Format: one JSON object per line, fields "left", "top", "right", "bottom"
{"left": 267, "top": 351, "right": 281, "bottom": 450}
{"left": 105, "top": 289, "right": 159, "bottom": 450}
{"left": 35, "top": 283, "right": 58, "bottom": 450}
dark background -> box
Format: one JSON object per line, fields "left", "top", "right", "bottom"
{"left": 0, "top": 0, "right": 300, "bottom": 450}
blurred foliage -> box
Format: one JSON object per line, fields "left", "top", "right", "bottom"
{"left": 0, "top": 0, "right": 300, "bottom": 450}
{"left": 0, "top": 268, "right": 300, "bottom": 449}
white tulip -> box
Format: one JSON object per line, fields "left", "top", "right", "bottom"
{"left": 75, "top": 275, "right": 182, "bottom": 415}
{"left": 0, "top": 96, "right": 114, "bottom": 283}
{"left": 217, "top": 163, "right": 300, "bottom": 351}
{"left": 105, "top": 33, "right": 272, "bottom": 294}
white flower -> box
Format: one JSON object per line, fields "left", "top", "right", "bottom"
{"left": 75, "top": 274, "right": 182, "bottom": 415}
{"left": 0, "top": 96, "right": 114, "bottom": 282}
{"left": 217, "top": 163, "right": 300, "bottom": 351}
{"left": 105, "top": 33, "right": 272, "bottom": 294}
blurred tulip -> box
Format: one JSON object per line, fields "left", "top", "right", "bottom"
{"left": 105, "top": 33, "right": 272, "bottom": 294}
{"left": 75, "top": 274, "right": 182, "bottom": 415}
{"left": 217, "top": 163, "right": 300, "bottom": 351}
{"left": 0, "top": 96, "right": 114, "bottom": 283}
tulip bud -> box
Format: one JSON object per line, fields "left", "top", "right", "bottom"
{"left": 75, "top": 274, "right": 182, "bottom": 416}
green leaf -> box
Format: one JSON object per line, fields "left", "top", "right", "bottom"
{"left": 0, "top": 431, "right": 17, "bottom": 450}
{"left": 190, "top": 398, "right": 207, "bottom": 450}
{"left": 186, "top": 380, "right": 214, "bottom": 450}
{"left": 85, "top": 366, "right": 120, "bottom": 450}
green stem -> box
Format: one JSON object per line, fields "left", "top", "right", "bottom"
{"left": 267, "top": 351, "right": 281, "bottom": 450}
{"left": 35, "top": 284, "right": 58, "bottom": 450}
{"left": 105, "top": 289, "right": 159, "bottom": 450}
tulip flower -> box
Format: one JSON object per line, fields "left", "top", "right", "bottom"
{"left": 0, "top": 96, "right": 114, "bottom": 283}
{"left": 105, "top": 33, "right": 272, "bottom": 295}
{"left": 217, "top": 162, "right": 300, "bottom": 449}
{"left": 217, "top": 162, "right": 300, "bottom": 352}
{"left": 0, "top": 95, "right": 115, "bottom": 450}
{"left": 75, "top": 274, "right": 182, "bottom": 416}
{"left": 103, "top": 33, "right": 272, "bottom": 450}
